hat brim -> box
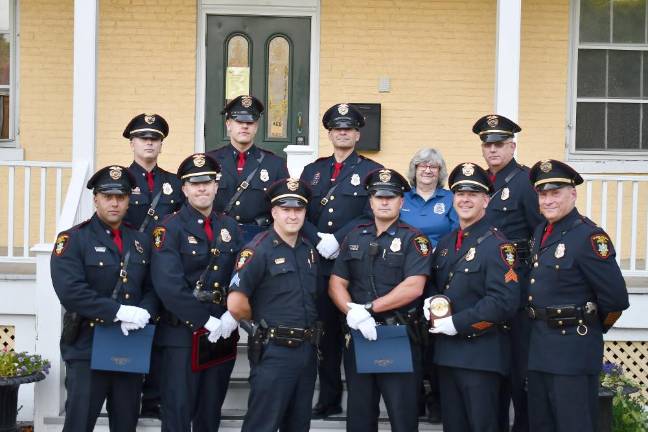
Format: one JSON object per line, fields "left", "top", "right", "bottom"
{"left": 326, "top": 120, "right": 362, "bottom": 130}
{"left": 272, "top": 198, "right": 307, "bottom": 208}
{"left": 369, "top": 187, "right": 402, "bottom": 197}
{"left": 95, "top": 186, "right": 131, "bottom": 195}
{"left": 184, "top": 174, "right": 219, "bottom": 183}
{"left": 481, "top": 133, "right": 513, "bottom": 143}
{"left": 228, "top": 113, "right": 258, "bottom": 123}
{"left": 130, "top": 130, "right": 164, "bottom": 139}
{"left": 534, "top": 181, "right": 573, "bottom": 192}
{"left": 451, "top": 183, "right": 489, "bottom": 193}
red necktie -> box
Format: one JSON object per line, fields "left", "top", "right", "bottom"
{"left": 488, "top": 174, "right": 496, "bottom": 185}
{"left": 455, "top": 229, "right": 464, "bottom": 251}
{"left": 237, "top": 152, "right": 247, "bottom": 175}
{"left": 112, "top": 229, "right": 123, "bottom": 254}
{"left": 145, "top": 171, "right": 154, "bottom": 192}
{"left": 331, "top": 162, "right": 343, "bottom": 181}
{"left": 541, "top": 223, "right": 554, "bottom": 246}
{"left": 204, "top": 217, "right": 214, "bottom": 243}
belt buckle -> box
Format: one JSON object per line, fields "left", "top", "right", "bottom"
{"left": 119, "top": 269, "right": 128, "bottom": 278}
{"left": 240, "top": 181, "right": 249, "bottom": 190}
{"left": 320, "top": 197, "right": 329, "bottom": 206}
{"left": 147, "top": 208, "right": 156, "bottom": 216}
{"left": 213, "top": 290, "right": 223, "bottom": 304}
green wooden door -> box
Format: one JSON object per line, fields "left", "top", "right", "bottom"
{"left": 205, "top": 15, "right": 311, "bottom": 157}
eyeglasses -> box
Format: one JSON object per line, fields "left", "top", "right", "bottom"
{"left": 416, "top": 164, "right": 439, "bottom": 171}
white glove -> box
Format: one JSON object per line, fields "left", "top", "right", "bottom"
{"left": 115, "top": 305, "right": 150, "bottom": 327}
{"left": 316, "top": 233, "right": 340, "bottom": 259}
{"left": 204, "top": 316, "right": 222, "bottom": 343}
{"left": 423, "top": 297, "right": 432, "bottom": 321}
{"left": 120, "top": 321, "right": 140, "bottom": 336}
{"left": 429, "top": 316, "right": 458, "bottom": 336}
{"left": 357, "top": 316, "right": 378, "bottom": 340}
{"left": 345, "top": 302, "right": 372, "bottom": 330}
{"left": 220, "top": 311, "right": 238, "bottom": 339}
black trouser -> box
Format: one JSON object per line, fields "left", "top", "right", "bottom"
{"left": 439, "top": 366, "right": 502, "bottom": 432}
{"left": 141, "top": 343, "right": 162, "bottom": 412}
{"left": 527, "top": 371, "right": 598, "bottom": 432}
{"left": 63, "top": 359, "right": 142, "bottom": 432}
{"left": 242, "top": 342, "right": 317, "bottom": 432}
{"left": 314, "top": 273, "right": 344, "bottom": 408}
{"left": 159, "top": 346, "right": 234, "bottom": 432}
{"left": 343, "top": 337, "right": 420, "bottom": 432}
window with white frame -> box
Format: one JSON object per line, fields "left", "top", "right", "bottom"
{"left": 573, "top": 0, "right": 648, "bottom": 154}
{"left": 0, "top": 0, "right": 15, "bottom": 145}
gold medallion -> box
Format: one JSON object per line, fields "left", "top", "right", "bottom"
{"left": 287, "top": 178, "right": 299, "bottom": 191}
{"left": 378, "top": 169, "right": 392, "bottom": 183}
{"left": 241, "top": 96, "right": 253, "bottom": 108}
{"left": 540, "top": 160, "right": 552, "bottom": 173}
{"left": 486, "top": 115, "right": 499, "bottom": 128}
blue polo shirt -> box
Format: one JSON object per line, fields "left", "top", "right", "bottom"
{"left": 400, "top": 187, "right": 458, "bottom": 247}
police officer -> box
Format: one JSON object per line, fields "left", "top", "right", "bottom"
{"left": 227, "top": 178, "right": 320, "bottom": 432}
{"left": 329, "top": 168, "right": 432, "bottom": 432}
{"left": 122, "top": 112, "right": 183, "bottom": 418}
{"left": 51, "top": 165, "right": 157, "bottom": 432}
{"left": 207, "top": 95, "right": 290, "bottom": 243}
{"left": 526, "top": 160, "right": 629, "bottom": 432}
{"left": 150, "top": 153, "right": 242, "bottom": 432}
{"left": 300, "top": 103, "right": 382, "bottom": 418}
{"left": 474, "top": 114, "right": 543, "bottom": 431}
{"left": 424, "top": 162, "right": 520, "bottom": 432}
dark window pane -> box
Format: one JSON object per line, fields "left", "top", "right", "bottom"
{"left": 580, "top": 0, "right": 611, "bottom": 43}
{"left": 608, "top": 50, "right": 641, "bottom": 97}
{"left": 576, "top": 102, "right": 606, "bottom": 150}
{"left": 0, "top": 34, "right": 8, "bottom": 86}
{"left": 608, "top": 103, "right": 640, "bottom": 149}
{"left": 612, "top": 0, "right": 646, "bottom": 43}
{"left": 642, "top": 52, "right": 648, "bottom": 98}
{"left": 642, "top": 104, "right": 648, "bottom": 148}
{"left": 578, "top": 49, "right": 607, "bottom": 97}
{"left": 0, "top": 92, "right": 9, "bottom": 139}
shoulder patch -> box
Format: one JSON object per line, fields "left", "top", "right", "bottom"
{"left": 412, "top": 235, "right": 431, "bottom": 256}
{"left": 53, "top": 233, "right": 70, "bottom": 256}
{"left": 590, "top": 233, "right": 611, "bottom": 259}
{"left": 236, "top": 248, "right": 255, "bottom": 270}
{"left": 152, "top": 227, "right": 166, "bottom": 249}
{"left": 500, "top": 243, "right": 518, "bottom": 283}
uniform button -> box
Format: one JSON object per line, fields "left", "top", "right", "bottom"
{"left": 558, "top": 320, "right": 563, "bottom": 326}
{"left": 213, "top": 265, "right": 219, "bottom": 270}
{"left": 328, "top": 221, "right": 333, "bottom": 226}
{"left": 263, "top": 188, "right": 267, "bottom": 191}
{"left": 328, "top": 208, "right": 334, "bottom": 213}
{"left": 330, "top": 195, "right": 335, "bottom": 200}
{"left": 154, "top": 216, "right": 159, "bottom": 220}
{"left": 445, "top": 284, "right": 449, "bottom": 289}
{"left": 530, "top": 278, "right": 535, "bottom": 284}
{"left": 503, "top": 207, "right": 507, "bottom": 211}
{"left": 449, "top": 272, "right": 453, "bottom": 278}
{"left": 142, "top": 260, "right": 146, "bottom": 264}
{"left": 192, "top": 251, "right": 196, "bottom": 255}
{"left": 99, "top": 261, "right": 103, "bottom": 266}
{"left": 214, "top": 282, "right": 220, "bottom": 288}
{"left": 561, "top": 330, "right": 566, "bottom": 335}
{"left": 171, "top": 199, "right": 174, "bottom": 204}
{"left": 528, "top": 295, "right": 533, "bottom": 302}
{"left": 135, "top": 201, "right": 139, "bottom": 204}
{"left": 533, "top": 262, "right": 538, "bottom": 268}
{"left": 121, "top": 262, "right": 124, "bottom": 267}
{"left": 353, "top": 192, "right": 357, "bottom": 196}
{"left": 235, "top": 201, "right": 241, "bottom": 206}
{"left": 185, "top": 321, "right": 190, "bottom": 325}
{"left": 124, "top": 293, "right": 130, "bottom": 299}
{"left": 464, "top": 268, "right": 469, "bottom": 272}
{"left": 555, "top": 265, "right": 560, "bottom": 269}
{"left": 236, "top": 215, "right": 240, "bottom": 221}
{"left": 95, "top": 318, "right": 100, "bottom": 322}
{"left": 557, "top": 309, "right": 562, "bottom": 314}
{"left": 90, "top": 322, "right": 95, "bottom": 327}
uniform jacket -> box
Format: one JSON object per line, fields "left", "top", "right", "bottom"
{"left": 125, "top": 162, "right": 184, "bottom": 234}
{"left": 51, "top": 214, "right": 157, "bottom": 361}
{"left": 229, "top": 229, "right": 319, "bottom": 328}
{"left": 207, "top": 144, "right": 289, "bottom": 224}
{"left": 430, "top": 217, "right": 520, "bottom": 375}
{"left": 527, "top": 208, "right": 629, "bottom": 375}
{"left": 150, "top": 203, "right": 242, "bottom": 347}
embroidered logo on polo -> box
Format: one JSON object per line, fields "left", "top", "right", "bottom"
{"left": 433, "top": 203, "right": 445, "bottom": 214}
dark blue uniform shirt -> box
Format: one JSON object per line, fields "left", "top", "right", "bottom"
{"left": 430, "top": 217, "right": 520, "bottom": 375}
{"left": 400, "top": 187, "right": 458, "bottom": 247}
{"left": 150, "top": 203, "right": 242, "bottom": 347}
{"left": 51, "top": 214, "right": 157, "bottom": 360}
{"left": 229, "top": 229, "right": 319, "bottom": 328}
{"left": 124, "top": 162, "right": 184, "bottom": 233}
{"left": 207, "top": 144, "right": 289, "bottom": 224}
{"left": 527, "top": 208, "right": 629, "bottom": 375}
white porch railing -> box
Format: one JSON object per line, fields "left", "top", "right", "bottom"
{"left": 0, "top": 161, "right": 72, "bottom": 262}
{"left": 582, "top": 174, "right": 648, "bottom": 277}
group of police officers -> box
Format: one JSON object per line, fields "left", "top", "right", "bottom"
{"left": 50, "top": 95, "right": 629, "bottom": 432}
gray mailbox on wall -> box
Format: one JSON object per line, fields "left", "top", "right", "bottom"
{"left": 351, "top": 103, "right": 381, "bottom": 151}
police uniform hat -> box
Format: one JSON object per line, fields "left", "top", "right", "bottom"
{"left": 87, "top": 165, "right": 136, "bottom": 195}
{"left": 267, "top": 178, "right": 311, "bottom": 208}
{"left": 364, "top": 168, "right": 411, "bottom": 197}
{"left": 322, "top": 103, "right": 365, "bottom": 130}
{"left": 448, "top": 162, "right": 493, "bottom": 194}
{"left": 221, "top": 95, "right": 264, "bottom": 122}
{"left": 529, "top": 159, "right": 583, "bottom": 191}
{"left": 122, "top": 113, "right": 169, "bottom": 139}
{"left": 177, "top": 153, "right": 221, "bottom": 183}
{"left": 472, "top": 114, "right": 521, "bottom": 143}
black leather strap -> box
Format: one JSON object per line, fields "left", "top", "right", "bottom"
{"left": 111, "top": 249, "right": 132, "bottom": 301}
{"left": 223, "top": 152, "right": 265, "bottom": 215}
{"left": 138, "top": 189, "right": 163, "bottom": 232}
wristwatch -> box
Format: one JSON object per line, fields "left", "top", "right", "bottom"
{"left": 364, "top": 302, "right": 374, "bottom": 314}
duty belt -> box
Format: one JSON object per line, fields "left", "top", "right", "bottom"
{"left": 266, "top": 324, "right": 324, "bottom": 348}
{"left": 527, "top": 302, "right": 598, "bottom": 335}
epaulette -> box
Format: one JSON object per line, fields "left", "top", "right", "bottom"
{"left": 314, "top": 155, "right": 330, "bottom": 163}
{"left": 252, "top": 230, "right": 272, "bottom": 247}
{"left": 491, "top": 227, "right": 508, "bottom": 241}
{"left": 259, "top": 148, "right": 278, "bottom": 156}
{"left": 348, "top": 222, "right": 374, "bottom": 234}
{"left": 581, "top": 216, "right": 598, "bottom": 228}
{"left": 63, "top": 219, "right": 90, "bottom": 234}
{"left": 122, "top": 221, "right": 135, "bottom": 229}
{"left": 398, "top": 222, "right": 420, "bottom": 232}
{"left": 159, "top": 212, "right": 179, "bottom": 225}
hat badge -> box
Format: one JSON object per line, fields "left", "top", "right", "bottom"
{"left": 144, "top": 114, "right": 156, "bottom": 125}
{"left": 286, "top": 178, "right": 299, "bottom": 192}
{"left": 109, "top": 166, "right": 122, "bottom": 180}
{"left": 378, "top": 169, "right": 392, "bottom": 183}
{"left": 338, "top": 104, "right": 349, "bottom": 115}
{"left": 241, "top": 96, "right": 253, "bottom": 108}
{"left": 193, "top": 154, "right": 206, "bottom": 168}
{"left": 486, "top": 115, "right": 499, "bottom": 128}
{"left": 461, "top": 163, "right": 475, "bottom": 176}
{"left": 540, "top": 160, "right": 552, "bottom": 173}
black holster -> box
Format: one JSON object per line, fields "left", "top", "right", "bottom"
{"left": 241, "top": 319, "right": 268, "bottom": 366}
{"left": 61, "top": 311, "right": 83, "bottom": 345}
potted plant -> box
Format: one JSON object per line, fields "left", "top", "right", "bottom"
{"left": 599, "top": 361, "right": 648, "bottom": 432}
{"left": 0, "top": 348, "right": 51, "bottom": 432}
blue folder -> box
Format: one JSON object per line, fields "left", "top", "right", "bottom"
{"left": 91, "top": 324, "right": 155, "bottom": 374}
{"left": 351, "top": 325, "right": 413, "bottom": 374}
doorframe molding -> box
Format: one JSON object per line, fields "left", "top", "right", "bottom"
{"left": 196, "top": 0, "right": 321, "bottom": 176}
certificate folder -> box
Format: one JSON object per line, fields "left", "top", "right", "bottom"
{"left": 351, "top": 325, "right": 413, "bottom": 374}
{"left": 91, "top": 324, "right": 155, "bottom": 374}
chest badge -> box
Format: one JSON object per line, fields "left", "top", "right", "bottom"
{"left": 433, "top": 203, "right": 445, "bottom": 214}
{"left": 465, "top": 247, "right": 476, "bottom": 261}
{"left": 351, "top": 173, "right": 361, "bottom": 186}
{"left": 134, "top": 240, "right": 144, "bottom": 254}
{"left": 187, "top": 235, "right": 198, "bottom": 244}
{"left": 555, "top": 243, "right": 565, "bottom": 259}
{"left": 501, "top": 187, "right": 510, "bottom": 201}
{"left": 260, "top": 169, "right": 270, "bottom": 182}
{"left": 132, "top": 186, "right": 141, "bottom": 195}
{"left": 390, "top": 237, "right": 402, "bottom": 252}
{"left": 220, "top": 228, "right": 231, "bottom": 243}
{"left": 162, "top": 182, "right": 173, "bottom": 195}
{"left": 311, "top": 172, "right": 321, "bottom": 186}
{"left": 274, "top": 257, "right": 286, "bottom": 265}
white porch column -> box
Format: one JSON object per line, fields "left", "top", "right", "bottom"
{"left": 494, "top": 0, "right": 522, "bottom": 121}
{"left": 72, "top": 0, "right": 98, "bottom": 220}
